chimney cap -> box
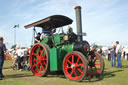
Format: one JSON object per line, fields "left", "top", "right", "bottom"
{"left": 74, "top": 6, "right": 81, "bottom": 10}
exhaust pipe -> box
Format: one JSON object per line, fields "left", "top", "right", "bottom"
{"left": 75, "top": 6, "right": 83, "bottom": 42}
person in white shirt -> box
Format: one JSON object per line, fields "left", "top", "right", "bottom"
{"left": 16, "top": 46, "right": 24, "bottom": 70}
{"left": 115, "top": 41, "right": 122, "bottom": 68}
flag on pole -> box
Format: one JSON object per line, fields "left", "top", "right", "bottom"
{"left": 13, "top": 24, "right": 19, "bottom": 28}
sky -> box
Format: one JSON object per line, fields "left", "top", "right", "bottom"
{"left": 0, "top": 0, "right": 128, "bottom": 48}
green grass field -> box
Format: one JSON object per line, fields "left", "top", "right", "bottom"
{"left": 1, "top": 58, "right": 128, "bottom": 85}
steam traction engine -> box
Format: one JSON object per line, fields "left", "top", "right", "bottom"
{"left": 24, "top": 6, "right": 104, "bottom": 81}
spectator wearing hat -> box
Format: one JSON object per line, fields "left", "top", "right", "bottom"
{"left": 0, "top": 36, "right": 6, "bottom": 80}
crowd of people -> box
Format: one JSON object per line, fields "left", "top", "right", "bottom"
{"left": 9, "top": 46, "right": 31, "bottom": 71}
{"left": 0, "top": 35, "right": 31, "bottom": 80}
{"left": 0, "top": 27, "right": 53, "bottom": 80}
{"left": 98, "top": 41, "right": 126, "bottom": 68}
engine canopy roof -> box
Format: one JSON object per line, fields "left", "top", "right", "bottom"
{"left": 24, "top": 15, "right": 73, "bottom": 30}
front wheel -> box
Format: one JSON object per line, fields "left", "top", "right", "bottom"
{"left": 29, "top": 43, "right": 50, "bottom": 77}
{"left": 63, "top": 51, "right": 88, "bottom": 81}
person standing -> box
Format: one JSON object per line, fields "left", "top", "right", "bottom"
{"left": 115, "top": 41, "right": 122, "bottom": 68}
{"left": 0, "top": 36, "right": 6, "bottom": 80}
{"left": 98, "top": 48, "right": 103, "bottom": 56}
{"left": 16, "top": 46, "right": 24, "bottom": 71}
{"left": 11, "top": 49, "right": 17, "bottom": 67}
{"left": 108, "top": 48, "right": 111, "bottom": 61}
{"left": 110, "top": 45, "right": 116, "bottom": 67}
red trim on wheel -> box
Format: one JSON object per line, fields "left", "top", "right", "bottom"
{"left": 63, "top": 53, "right": 85, "bottom": 80}
{"left": 87, "top": 53, "right": 102, "bottom": 76}
{"left": 29, "top": 44, "right": 48, "bottom": 76}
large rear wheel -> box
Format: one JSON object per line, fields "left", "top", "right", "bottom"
{"left": 63, "top": 51, "right": 88, "bottom": 81}
{"left": 29, "top": 43, "right": 49, "bottom": 77}
{"left": 87, "top": 52, "right": 104, "bottom": 77}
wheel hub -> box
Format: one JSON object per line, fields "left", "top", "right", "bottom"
{"left": 89, "top": 62, "right": 95, "bottom": 67}
{"left": 37, "top": 56, "right": 41, "bottom": 61}
{"left": 38, "top": 58, "right": 40, "bottom": 61}
{"left": 71, "top": 64, "right": 75, "bottom": 69}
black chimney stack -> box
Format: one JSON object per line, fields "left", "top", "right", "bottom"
{"left": 75, "top": 6, "right": 83, "bottom": 42}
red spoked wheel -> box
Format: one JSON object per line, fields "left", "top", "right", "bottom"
{"left": 63, "top": 51, "right": 88, "bottom": 81}
{"left": 87, "top": 52, "right": 104, "bottom": 77}
{"left": 29, "top": 43, "right": 49, "bottom": 77}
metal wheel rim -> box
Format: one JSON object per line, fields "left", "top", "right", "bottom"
{"left": 30, "top": 44, "right": 48, "bottom": 76}
{"left": 87, "top": 53, "right": 103, "bottom": 76}
{"left": 63, "top": 53, "right": 85, "bottom": 80}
